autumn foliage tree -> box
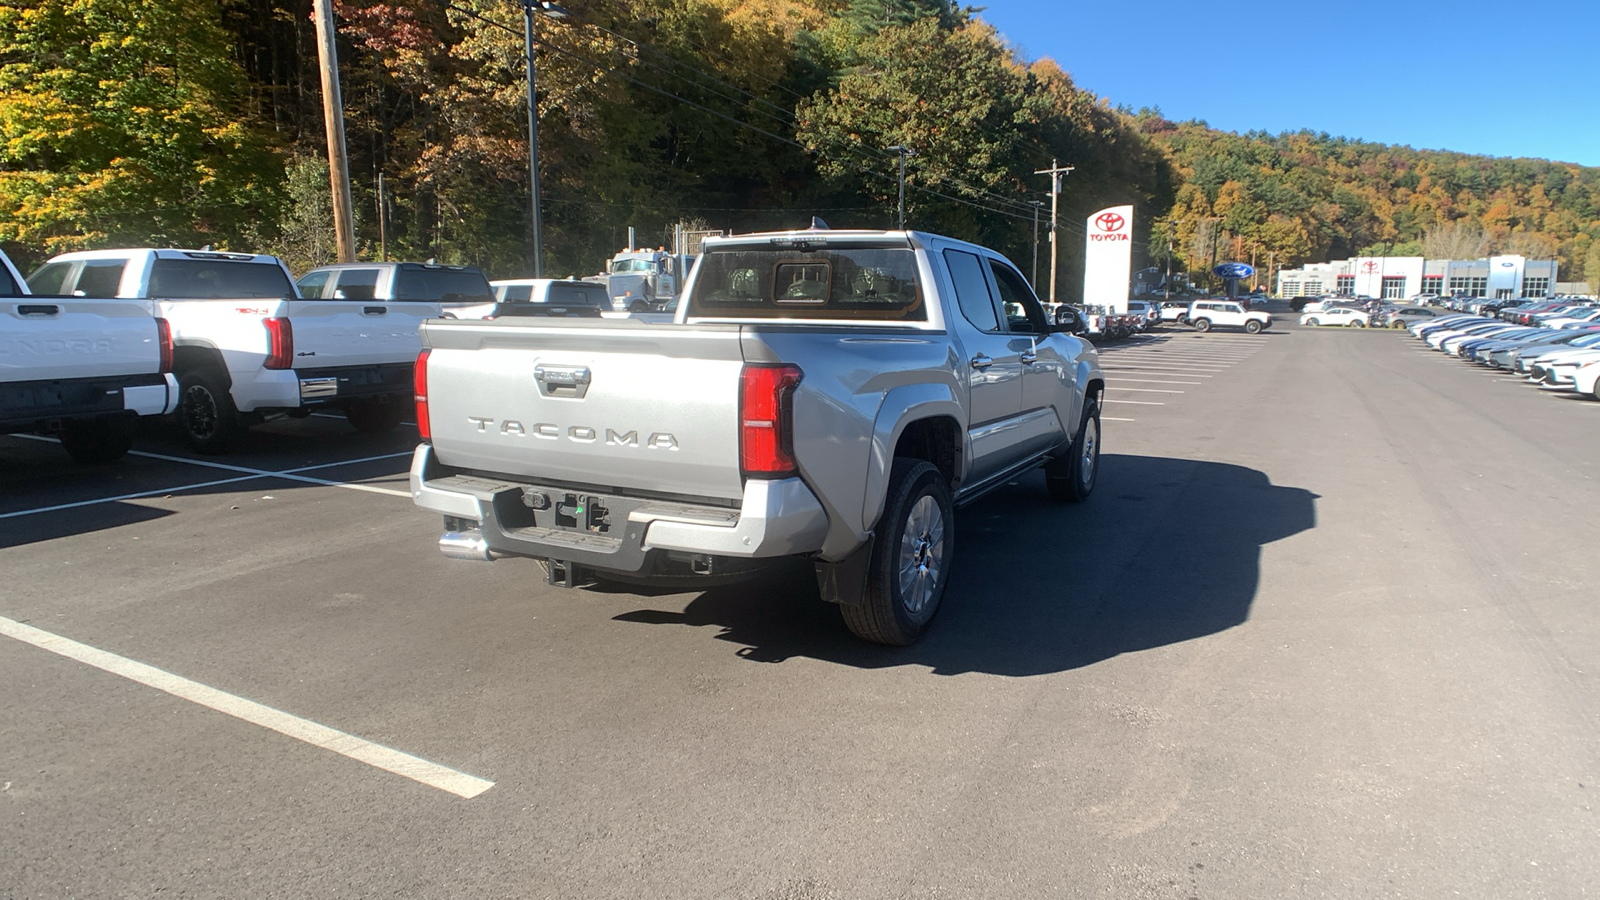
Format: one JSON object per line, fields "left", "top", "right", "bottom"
{"left": 0, "top": 0, "right": 283, "bottom": 263}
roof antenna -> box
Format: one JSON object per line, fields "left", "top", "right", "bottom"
{"left": 808, "top": 217, "right": 830, "bottom": 231}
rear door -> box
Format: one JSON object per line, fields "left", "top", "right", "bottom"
{"left": 937, "top": 247, "right": 1026, "bottom": 484}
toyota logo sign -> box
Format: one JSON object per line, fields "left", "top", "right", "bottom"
{"left": 1095, "top": 212, "right": 1126, "bottom": 233}
{"left": 1361, "top": 261, "right": 1380, "bottom": 274}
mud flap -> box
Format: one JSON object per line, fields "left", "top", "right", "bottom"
{"left": 814, "top": 535, "right": 875, "bottom": 607}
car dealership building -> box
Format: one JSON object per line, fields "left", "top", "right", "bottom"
{"left": 1276, "top": 255, "right": 1558, "bottom": 300}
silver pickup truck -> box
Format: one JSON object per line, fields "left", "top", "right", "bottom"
{"left": 410, "top": 228, "right": 1104, "bottom": 644}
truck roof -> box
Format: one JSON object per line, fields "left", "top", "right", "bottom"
{"left": 703, "top": 228, "right": 992, "bottom": 257}
{"left": 44, "top": 248, "right": 286, "bottom": 266}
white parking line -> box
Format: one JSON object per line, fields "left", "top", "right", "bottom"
{"left": 1103, "top": 416, "right": 1136, "bottom": 422}
{"left": 125, "top": 450, "right": 411, "bottom": 498}
{"left": 1102, "top": 368, "right": 1214, "bottom": 378}
{"left": 1112, "top": 387, "right": 1184, "bottom": 393}
{"left": 1106, "top": 378, "right": 1204, "bottom": 385}
{"left": 1104, "top": 399, "right": 1165, "bottom": 405}
{"left": 0, "top": 474, "right": 266, "bottom": 521}
{"left": 0, "top": 615, "right": 493, "bottom": 799}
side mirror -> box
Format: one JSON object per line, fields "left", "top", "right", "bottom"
{"left": 1052, "top": 306, "right": 1083, "bottom": 334}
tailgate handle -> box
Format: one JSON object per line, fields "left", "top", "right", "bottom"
{"left": 18, "top": 304, "right": 60, "bottom": 317}
{"left": 362, "top": 305, "right": 387, "bottom": 315}
{"left": 535, "top": 365, "right": 592, "bottom": 398}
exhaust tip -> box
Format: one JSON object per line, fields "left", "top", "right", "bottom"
{"left": 440, "top": 530, "right": 497, "bottom": 561}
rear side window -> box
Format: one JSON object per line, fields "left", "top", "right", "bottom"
{"left": 27, "top": 261, "right": 72, "bottom": 295}
{"left": 74, "top": 259, "right": 127, "bottom": 298}
{"left": 496, "top": 284, "right": 533, "bottom": 303}
{"left": 942, "top": 250, "right": 999, "bottom": 332}
{"left": 688, "top": 247, "right": 924, "bottom": 321}
{"left": 0, "top": 261, "right": 17, "bottom": 295}
{"left": 297, "top": 270, "right": 331, "bottom": 299}
{"left": 392, "top": 266, "right": 494, "bottom": 303}
{"left": 331, "top": 268, "right": 380, "bottom": 301}
{"left": 149, "top": 259, "right": 294, "bottom": 299}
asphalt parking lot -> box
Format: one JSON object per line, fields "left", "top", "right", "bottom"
{"left": 3, "top": 319, "right": 1598, "bottom": 898}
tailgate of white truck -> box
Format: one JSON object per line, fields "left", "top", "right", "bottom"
{"left": 1, "top": 298, "right": 162, "bottom": 382}
{"left": 286, "top": 300, "right": 437, "bottom": 366}
{"left": 422, "top": 319, "right": 748, "bottom": 502}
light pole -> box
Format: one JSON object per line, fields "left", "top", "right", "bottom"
{"left": 887, "top": 145, "right": 915, "bottom": 230}
{"left": 1029, "top": 200, "right": 1046, "bottom": 290}
{"left": 522, "top": 0, "right": 570, "bottom": 277}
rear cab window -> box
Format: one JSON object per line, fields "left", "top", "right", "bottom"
{"left": 688, "top": 242, "right": 925, "bottom": 322}
{"left": 149, "top": 257, "right": 294, "bottom": 299}
{"left": 394, "top": 266, "right": 494, "bottom": 308}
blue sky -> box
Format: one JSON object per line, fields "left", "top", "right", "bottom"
{"left": 977, "top": 0, "right": 1600, "bottom": 167}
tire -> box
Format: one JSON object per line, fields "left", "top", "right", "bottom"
{"left": 1391, "top": 320, "right": 1407, "bottom": 329}
{"left": 1349, "top": 319, "right": 1366, "bottom": 328}
{"left": 1047, "top": 396, "right": 1101, "bottom": 503}
{"left": 345, "top": 399, "right": 403, "bottom": 434}
{"left": 177, "top": 367, "right": 244, "bottom": 454}
{"left": 59, "top": 417, "right": 137, "bottom": 464}
{"left": 1192, "top": 318, "right": 1212, "bottom": 332}
{"left": 840, "top": 459, "right": 953, "bottom": 646}
{"left": 629, "top": 300, "right": 650, "bottom": 313}
{"left": 1306, "top": 318, "right": 1321, "bottom": 327}
{"left": 1244, "top": 319, "right": 1263, "bottom": 334}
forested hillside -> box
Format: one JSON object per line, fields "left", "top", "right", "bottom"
{"left": 2, "top": 0, "right": 1596, "bottom": 295}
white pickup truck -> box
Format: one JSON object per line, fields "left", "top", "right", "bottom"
{"left": 31, "top": 249, "right": 439, "bottom": 453}
{"left": 2, "top": 249, "right": 177, "bottom": 463}
{"left": 411, "top": 227, "right": 1106, "bottom": 645}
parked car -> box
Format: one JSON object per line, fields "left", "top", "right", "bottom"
{"left": 1301, "top": 307, "right": 1370, "bottom": 328}
{"left": 1187, "top": 299, "right": 1271, "bottom": 333}
{"left": 411, "top": 226, "right": 1105, "bottom": 646}
{"left": 1573, "top": 360, "right": 1600, "bottom": 400}
{"left": 33, "top": 249, "right": 439, "bottom": 453}
{"left": 297, "top": 261, "right": 496, "bottom": 320}
{"left": 4, "top": 248, "right": 178, "bottom": 462}
{"left": 488, "top": 279, "right": 611, "bottom": 319}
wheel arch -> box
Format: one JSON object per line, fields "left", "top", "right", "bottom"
{"left": 861, "top": 383, "right": 962, "bottom": 535}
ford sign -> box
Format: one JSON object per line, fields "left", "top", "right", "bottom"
{"left": 1212, "top": 262, "right": 1255, "bottom": 279}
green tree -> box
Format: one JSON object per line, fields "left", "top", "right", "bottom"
{"left": 0, "top": 0, "right": 284, "bottom": 259}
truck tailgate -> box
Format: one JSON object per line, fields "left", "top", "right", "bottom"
{"left": 1, "top": 298, "right": 162, "bottom": 382}
{"left": 286, "top": 300, "right": 437, "bottom": 366}
{"left": 423, "top": 319, "right": 748, "bottom": 502}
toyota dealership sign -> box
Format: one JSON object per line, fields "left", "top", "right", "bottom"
{"left": 1083, "top": 204, "right": 1134, "bottom": 311}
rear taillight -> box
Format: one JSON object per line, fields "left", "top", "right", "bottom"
{"left": 154, "top": 317, "right": 172, "bottom": 374}
{"left": 740, "top": 364, "right": 802, "bottom": 477}
{"left": 415, "top": 348, "right": 432, "bottom": 441}
{"left": 264, "top": 317, "right": 293, "bottom": 369}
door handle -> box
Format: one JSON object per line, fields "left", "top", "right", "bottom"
{"left": 362, "top": 306, "right": 387, "bottom": 315}
{"left": 1020, "top": 350, "right": 1038, "bottom": 364}
{"left": 970, "top": 354, "right": 993, "bottom": 371}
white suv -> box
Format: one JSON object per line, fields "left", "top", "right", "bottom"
{"left": 1187, "top": 300, "right": 1272, "bottom": 334}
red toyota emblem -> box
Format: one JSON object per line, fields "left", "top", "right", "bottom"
{"left": 1095, "top": 212, "right": 1125, "bottom": 233}
{"left": 1361, "top": 261, "right": 1380, "bottom": 273}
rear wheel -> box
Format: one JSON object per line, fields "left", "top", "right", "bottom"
{"left": 840, "top": 459, "right": 953, "bottom": 646}
{"left": 1391, "top": 320, "right": 1407, "bottom": 329}
{"left": 1306, "top": 318, "right": 1321, "bottom": 327}
{"left": 1349, "top": 319, "right": 1366, "bottom": 328}
{"left": 1244, "top": 319, "right": 1263, "bottom": 334}
{"left": 345, "top": 399, "right": 403, "bottom": 434}
{"left": 59, "top": 417, "right": 138, "bottom": 464}
{"left": 177, "top": 368, "right": 244, "bottom": 454}
{"left": 1047, "top": 396, "right": 1101, "bottom": 503}
{"left": 1192, "top": 318, "right": 1212, "bottom": 332}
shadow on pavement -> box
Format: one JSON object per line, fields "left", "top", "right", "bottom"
{"left": 614, "top": 454, "right": 1318, "bottom": 676}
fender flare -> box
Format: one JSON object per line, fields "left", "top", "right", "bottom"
{"left": 860, "top": 382, "right": 964, "bottom": 534}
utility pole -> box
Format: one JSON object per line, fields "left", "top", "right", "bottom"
{"left": 1034, "top": 159, "right": 1074, "bottom": 303}
{"left": 312, "top": 0, "right": 356, "bottom": 263}
{"left": 1164, "top": 220, "right": 1173, "bottom": 304}
{"left": 887, "top": 145, "right": 915, "bottom": 230}
{"left": 1029, "top": 200, "right": 1046, "bottom": 290}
